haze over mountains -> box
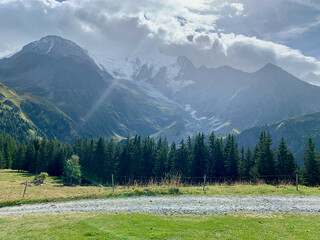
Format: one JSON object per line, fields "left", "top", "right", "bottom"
{"left": 1, "top": 35, "right": 320, "bottom": 147}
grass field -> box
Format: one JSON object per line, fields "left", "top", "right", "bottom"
{"left": 0, "top": 212, "right": 320, "bottom": 239}
{"left": 1, "top": 169, "right": 320, "bottom": 207}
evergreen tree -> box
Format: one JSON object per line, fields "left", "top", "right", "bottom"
{"left": 224, "top": 134, "right": 239, "bottom": 179}
{"left": 94, "top": 137, "right": 107, "bottom": 183}
{"left": 153, "top": 137, "right": 169, "bottom": 179}
{"left": 0, "top": 151, "right": 5, "bottom": 169}
{"left": 3, "top": 135, "right": 16, "bottom": 169}
{"left": 276, "top": 137, "right": 297, "bottom": 176}
{"left": 73, "top": 138, "right": 84, "bottom": 159}
{"left": 239, "top": 147, "right": 256, "bottom": 181}
{"left": 131, "top": 135, "right": 142, "bottom": 178}
{"left": 81, "top": 138, "right": 95, "bottom": 181}
{"left": 46, "top": 140, "right": 59, "bottom": 176}
{"left": 12, "top": 141, "right": 27, "bottom": 171}
{"left": 214, "top": 138, "right": 226, "bottom": 178}
{"left": 168, "top": 141, "right": 177, "bottom": 175}
{"left": 186, "top": 136, "right": 193, "bottom": 176}
{"left": 36, "top": 139, "right": 48, "bottom": 174}
{"left": 26, "top": 143, "right": 36, "bottom": 173}
{"left": 207, "top": 132, "right": 216, "bottom": 179}
{"left": 175, "top": 139, "right": 188, "bottom": 176}
{"left": 119, "top": 136, "right": 132, "bottom": 182}
{"left": 302, "top": 138, "right": 320, "bottom": 186}
{"left": 256, "top": 132, "right": 276, "bottom": 180}
{"left": 141, "top": 136, "right": 155, "bottom": 179}
{"left": 106, "top": 138, "right": 116, "bottom": 180}
{"left": 191, "top": 133, "right": 207, "bottom": 178}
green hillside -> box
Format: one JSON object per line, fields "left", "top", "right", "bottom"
{"left": 0, "top": 83, "right": 78, "bottom": 142}
{"left": 236, "top": 112, "right": 320, "bottom": 163}
{"left": 0, "top": 36, "right": 182, "bottom": 140}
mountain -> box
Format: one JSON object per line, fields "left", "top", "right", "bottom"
{"left": 0, "top": 83, "right": 77, "bottom": 141}
{"left": 236, "top": 112, "right": 320, "bottom": 164}
{"left": 1, "top": 35, "right": 320, "bottom": 142}
{"left": 101, "top": 53, "right": 320, "bottom": 134}
{"left": 0, "top": 36, "right": 182, "bottom": 140}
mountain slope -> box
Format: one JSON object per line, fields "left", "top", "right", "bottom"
{"left": 100, "top": 53, "right": 320, "bottom": 135}
{"left": 236, "top": 112, "right": 320, "bottom": 163}
{"left": 0, "top": 83, "right": 77, "bottom": 141}
{"left": 219, "top": 63, "right": 320, "bottom": 131}
{"left": 0, "top": 36, "right": 181, "bottom": 139}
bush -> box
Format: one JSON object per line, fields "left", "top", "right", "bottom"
{"left": 34, "top": 172, "right": 49, "bottom": 184}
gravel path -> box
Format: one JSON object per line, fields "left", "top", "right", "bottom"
{"left": 1, "top": 196, "right": 320, "bottom": 215}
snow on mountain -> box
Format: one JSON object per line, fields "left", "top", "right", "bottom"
{"left": 93, "top": 51, "right": 176, "bottom": 79}
{"left": 92, "top": 51, "right": 194, "bottom": 93}
{"left": 14, "top": 35, "right": 92, "bottom": 63}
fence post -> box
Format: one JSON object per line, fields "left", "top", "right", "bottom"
{"left": 203, "top": 175, "right": 206, "bottom": 191}
{"left": 296, "top": 174, "right": 299, "bottom": 191}
{"left": 112, "top": 174, "right": 114, "bottom": 193}
{"left": 23, "top": 181, "right": 28, "bottom": 198}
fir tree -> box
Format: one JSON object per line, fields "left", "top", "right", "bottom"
{"left": 224, "top": 134, "right": 239, "bottom": 179}
{"left": 94, "top": 137, "right": 107, "bottom": 183}
{"left": 214, "top": 138, "right": 226, "bottom": 178}
{"left": 256, "top": 132, "right": 276, "bottom": 180}
{"left": 302, "top": 138, "right": 320, "bottom": 186}
{"left": 175, "top": 139, "right": 188, "bottom": 177}
{"left": 207, "top": 132, "right": 216, "bottom": 179}
{"left": 191, "top": 133, "right": 207, "bottom": 178}
{"left": 276, "top": 137, "right": 297, "bottom": 176}
{"left": 168, "top": 141, "right": 177, "bottom": 175}
{"left": 12, "top": 141, "right": 27, "bottom": 171}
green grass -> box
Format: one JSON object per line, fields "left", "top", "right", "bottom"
{"left": 1, "top": 169, "right": 320, "bottom": 208}
{"left": 0, "top": 212, "right": 319, "bottom": 239}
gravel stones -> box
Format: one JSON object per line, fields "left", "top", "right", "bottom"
{"left": 1, "top": 196, "right": 320, "bottom": 215}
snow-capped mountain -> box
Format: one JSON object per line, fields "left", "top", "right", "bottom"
{"left": 0, "top": 35, "right": 183, "bottom": 140}
{"left": 94, "top": 52, "right": 194, "bottom": 93}
{"left": 14, "top": 35, "right": 91, "bottom": 62}
{"left": 94, "top": 49, "right": 320, "bottom": 136}
{"left": 2, "top": 35, "right": 320, "bottom": 141}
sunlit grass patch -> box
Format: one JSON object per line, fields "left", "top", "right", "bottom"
{"left": 0, "top": 169, "right": 319, "bottom": 207}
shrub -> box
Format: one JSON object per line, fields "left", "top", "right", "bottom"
{"left": 34, "top": 172, "right": 49, "bottom": 184}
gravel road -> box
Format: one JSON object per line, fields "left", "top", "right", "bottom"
{"left": 1, "top": 196, "right": 320, "bottom": 215}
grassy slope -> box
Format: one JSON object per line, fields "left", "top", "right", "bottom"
{"left": 0, "top": 212, "right": 319, "bottom": 239}
{"left": 0, "top": 83, "right": 77, "bottom": 141}
{"left": 1, "top": 170, "right": 320, "bottom": 207}
{"left": 236, "top": 112, "right": 320, "bottom": 163}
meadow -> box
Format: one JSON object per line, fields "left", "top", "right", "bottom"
{"left": 0, "top": 212, "right": 320, "bottom": 239}
{"left": 1, "top": 169, "right": 320, "bottom": 207}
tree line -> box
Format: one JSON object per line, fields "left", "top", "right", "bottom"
{"left": 0, "top": 132, "right": 319, "bottom": 186}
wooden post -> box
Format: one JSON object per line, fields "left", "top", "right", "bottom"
{"left": 112, "top": 174, "right": 114, "bottom": 193}
{"left": 23, "top": 181, "right": 28, "bottom": 198}
{"left": 296, "top": 174, "right": 299, "bottom": 191}
{"left": 203, "top": 175, "right": 206, "bottom": 191}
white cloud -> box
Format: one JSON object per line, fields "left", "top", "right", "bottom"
{"left": 0, "top": 0, "right": 319, "bottom": 86}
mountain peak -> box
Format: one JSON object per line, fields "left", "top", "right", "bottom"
{"left": 255, "top": 63, "right": 287, "bottom": 76}
{"left": 14, "top": 35, "right": 91, "bottom": 61}
{"left": 260, "top": 62, "right": 283, "bottom": 72}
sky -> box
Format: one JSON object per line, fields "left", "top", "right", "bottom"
{"left": 0, "top": 0, "right": 319, "bottom": 85}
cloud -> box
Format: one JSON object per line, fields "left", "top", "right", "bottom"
{"left": 160, "top": 32, "right": 320, "bottom": 83}
{"left": 0, "top": 0, "right": 319, "bottom": 86}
